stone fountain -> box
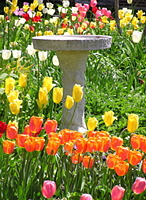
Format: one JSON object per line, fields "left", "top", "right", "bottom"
{"left": 32, "top": 35, "right": 112, "bottom": 132}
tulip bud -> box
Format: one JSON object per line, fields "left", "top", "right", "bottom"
{"left": 72, "top": 84, "right": 83, "bottom": 103}
{"left": 3, "top": 140, "right": 15, "bottom": 154}
{"left": 102, "top": 111, "right": 117, "bottom": 127}
{"left": 38, "top": 51, "right": 48, "bottom": 61}
{"left": 42, "top": 180, "right": 56, "bottom": 198}
{"left": 5, "top": 77, "right": 15, "bottom": 94}
{"left": 80, "top": 194, "right": 92, "bottom": 200}
{"left": 87, "top": 117, "right": 98, "bottom": 131}
{"left": 132, "top": 31, "right": 143, "bottom": 43}
{"left": 9, "top": 99, "right": 22, "bottom": 115}
{"left": 38, "top": 87, "right": 48, "bottom": 105}
{"left": 52, "top": 55, "right": 59, "bottom": 66}
{"left": 65, "top": 95, "right": 74, "bottom": 109}
{"left": 53, "top": 87, "right": 63, "bottom": 104}
{"left": 127, "top": 114, "right": 139, "bottom": 133}
{"left": 19, "top": 73, "right": 27, "bottom": 87}
{"left": 132, "top": 177, "right": 146, "bottom": 194}
{"left": 12, "top": 50, "right": 21, "bottom": 59}
{"left": 2, "top": 50, "right": 11, "bottom": 60}
{"left": 111, "top": 185, "right": 125, "bottom": 200}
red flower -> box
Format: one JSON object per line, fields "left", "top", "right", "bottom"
{"left": 32, "top": 15, "right": 42, "bottom": 22}
{"left": 0, "top": 121, "right": 7, "bottom": 137}
{"left": 44, "top": 119, "right": 58, "bottom": 135}
{"left": 42, "top": 180, "right": 56, "bottom": 199}
{"left": 22, "top": 13, "right": 30, "bottom": 21}
{"left": 111, "top": 185, "right": 125, "bottom": 200}
{"left": 132, "top": 177, "right": 146, "bottom": 194}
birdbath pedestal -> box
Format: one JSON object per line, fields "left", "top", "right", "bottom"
{"left": 32, "top": 35, "right": 112, "bottom": 133}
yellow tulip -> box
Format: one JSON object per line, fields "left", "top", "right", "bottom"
{"left": 127, "top": 114, "right": 139, "bottom": 133}
{"left": 7, "top": 90, "right": 19, "bottom": 103}
{"left": 43, "top": 77, "right": 54, "bottom": 92}
{"left": 72, "top": 84, "right": 83, "bottom": 103}
{"left": 9, "top": 100, "right": 22, "bottom": 115}
{"left": 65, "top": 95, "right": 74, "bottom": 109}
{"left": 5, "top": 77, "right": 15, "bottom": 94}
{"left": 87, "top": 117, "right": 98, "bottom": 131}
{"left": 53, "top": 87, "right": 63, "bottom": 104}
{"left": 38, "top": 87, "right": 48, "bottom": 105}
{"left": 38, "top": 4, "right": 45, "bottom": 11}
{"left": 102, "top": 111, "right": 117, "bottom": 127}
{"left": 44, "top": 31, "right": 54, "bottom": 35}
{"left": 4, "top": 7, "right": 9, "bottom": 14}
{"left": 19, "top": 73, "right": 27, "bottom": 87}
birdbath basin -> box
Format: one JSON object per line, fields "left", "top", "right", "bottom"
{"left": 32, "top": 35, "right": 112, "bottom": 133}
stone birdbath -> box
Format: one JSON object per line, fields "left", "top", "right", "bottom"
{"left": 32, "top": 35, "right": 112, "bottom": 133}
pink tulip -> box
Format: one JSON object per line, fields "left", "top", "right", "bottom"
{"left": 90, "top": 0, "right": 97, "bottom": 7}
{"left": 132, "top": 177, "right": 146, "bottom": 194}
{"left": 80, "top": 193, "right": 92, "bottom": 200}
{"left": 111, "top": 185, "right": 125, "bottom": 200}
{"left": 42, "top": 180, "right": 56, "bottom": 198}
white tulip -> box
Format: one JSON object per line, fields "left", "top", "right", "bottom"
{"left": 46, "top": 2, "right": 54, "bottom": 9}
{"left": 58, "top": 7, "right": 62, "bottom": 13}
{"left": 12, "top": 50, "right": 22, "bottom": 59}
{"left": 43, "top": 8, "right": 48, "bottom": 14}
{"left": 48, "top": 9, "right": 55, "bottom": 16}
{"left": 38, "top": 51, "right": 48, "bottom": 61}
{"left": 132, "top": 31, "right": 143, "bottom": 43}
{"left": 52, "top": 55, "right": 59, "bottom": 66}
{"left": 26, "top": 44, "right": 36, "bottom": 56}
{"left": 38, "top": 0, "right": 43, "bottom": 4}
{"left": 2, "top": 50, "right": 11, "bottom": 60}
{"left": 62, "top": 8, "right": 67, "bottom": 14}
{"left": 63, "top": 0, "right": 70, "bottom": 8}
{"left": 71, "top": 7, "right": 78, "bottom": 13}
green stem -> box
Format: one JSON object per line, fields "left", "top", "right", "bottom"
{"left": 68, "top": 102, "right": 77, "bottom": 129}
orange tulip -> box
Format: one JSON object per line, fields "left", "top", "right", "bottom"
{"left": 64, "top": 142, "right": 74, "bottom": 155}
{"left": 35, "top": 137, "right": 45, "bottom": 151}
{"left": 142, "top": 159, "right": 146, "bottom": 173}
{"left": 86, "top": 137, "right": 98, "bottom": 153}
{"left": 46, "top": 137, "right": 60, "bottom": 155}
{"left": 75, "top": 138, "right": 87, "bottom": 153}
{"left": 98, "top": 136, "right": 111, "bottom": 152}
{"left": 24, "top": 137, "right": 36, "bottom": 152}
{"left": 140, "top": 136, "right": 146, "bottom": 153}
{"left": 6, "top": 121, "right": 18, "bottom": 139}
{"left": 114, "top": 160, "right": 129, "bottom": 176}
{"left": 128, "top": 150, "right": 143, "bottom": 166}
{"left": 106, "top": 154, "right": 121, "bottom": 169}
{"left": 82, "top": 156, "right": 94, "bottom": 169}
{"left": 59, "top": 129, "right": 71, "bottom": 144}
{"left": 16, "top": 134, "right": 29, "bottom": 147}
{"left": 116, "top": 146, "right": 130, "bottom": 161}
{"left": 110, "top": 136, "right": 123, "bottom": 151}
{"left": 96, "top": 130, "right": 110, "bottom": 138}
{"left": 29, "top": 116, "right": 43, "bottom": 134}
{"left": 3, "top": 140, "right": 15, "bottom": 154}
{"left": 130, "top": 134, "right": 141, "bottom": 150}
{"left": 71, "top": 153, "right": 83, "bottom": 164}
{"left": 44, "top": 119, "right": 58, "bottom": 134}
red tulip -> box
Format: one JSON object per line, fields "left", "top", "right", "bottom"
{"left": 24, "top": 137, "right": 36, "bottom": 152}
{"left": 80, "top": 193, "right": 92, "bottom": 200}
{"left": 132, "top": 177, "right": 146, "bottom": 194}
{"left": 44, "top": 119, "right": 58, "bottom": 134}
{"left": 3, "top": 140, "right": 15, "bottom": 154}
{"left": 110, "top": 136, "right": 123, "bottom": 151}
{"left": 111, "top": 185, "right": 125, "bottom": 200}
{"left": 116, "top": 146, "right": 130, "bottom": 161}
{"left": 82, "top": 155, "right": 94, "bottom": 168}
{"left": 35, "top": 137, "right": 45, "bottom": 151}
{"left": 29, "top": 116, "right": 43, "bottom": 134}
{"left": 16, "top": 134, "right": 29, "bottom": 147}
{"left": 130, "top": 134, "right": 141, "bottom": 150}
{"left": 42, "top": 180, "right": 56, "bottom": 198}
{"left": 0, "top": 121, "right": 7, "bottom": 137}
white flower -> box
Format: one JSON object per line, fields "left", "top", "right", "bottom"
{"left": 132, "top": 31, "right": 143, "bottom": 43}
{"left": 38, "top": 0, "right": 43, "bottom": 4}
{"left": 12, "top": 50, "right": 22, "bottom": 59}
{"left": 43, "top": 8, "right": 48, "bottom": 14}
{"left": 15, "top": 18, "right": 26, "bottom": 27}
{"left": 26, "top": 44, "right": 36, "bottom": 56}
{"left": 58, "top": 7, "right": 62, "bottom": 13}
{"left": 71, "top": 7, "right": 78, "bottom": 13}
{"left": 62, "top": 8, "right": 67, "bottom": 14}
{"left": 46, "top": 2, "right": 54, "bottom": 9}
{"left": 127, "top": 0, "right": 133, "bottom": 4}
{"left": 2, "top": 50, "right": 11, "bottom": 60}
{"left": 38, "top": 51, "right": 48, "bottom": 61}
{"left": 52, "top": 55, "right": 59, "bottom": 66}
{"left": 47, "top": 8, "right": 55, "bottom": 16}
{"left": 63, "top": 0, "right": 70, "bottom": 8}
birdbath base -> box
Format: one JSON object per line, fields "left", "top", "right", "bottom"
{"left": 32, "top": 35, "right": 112, "bottom": 132}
